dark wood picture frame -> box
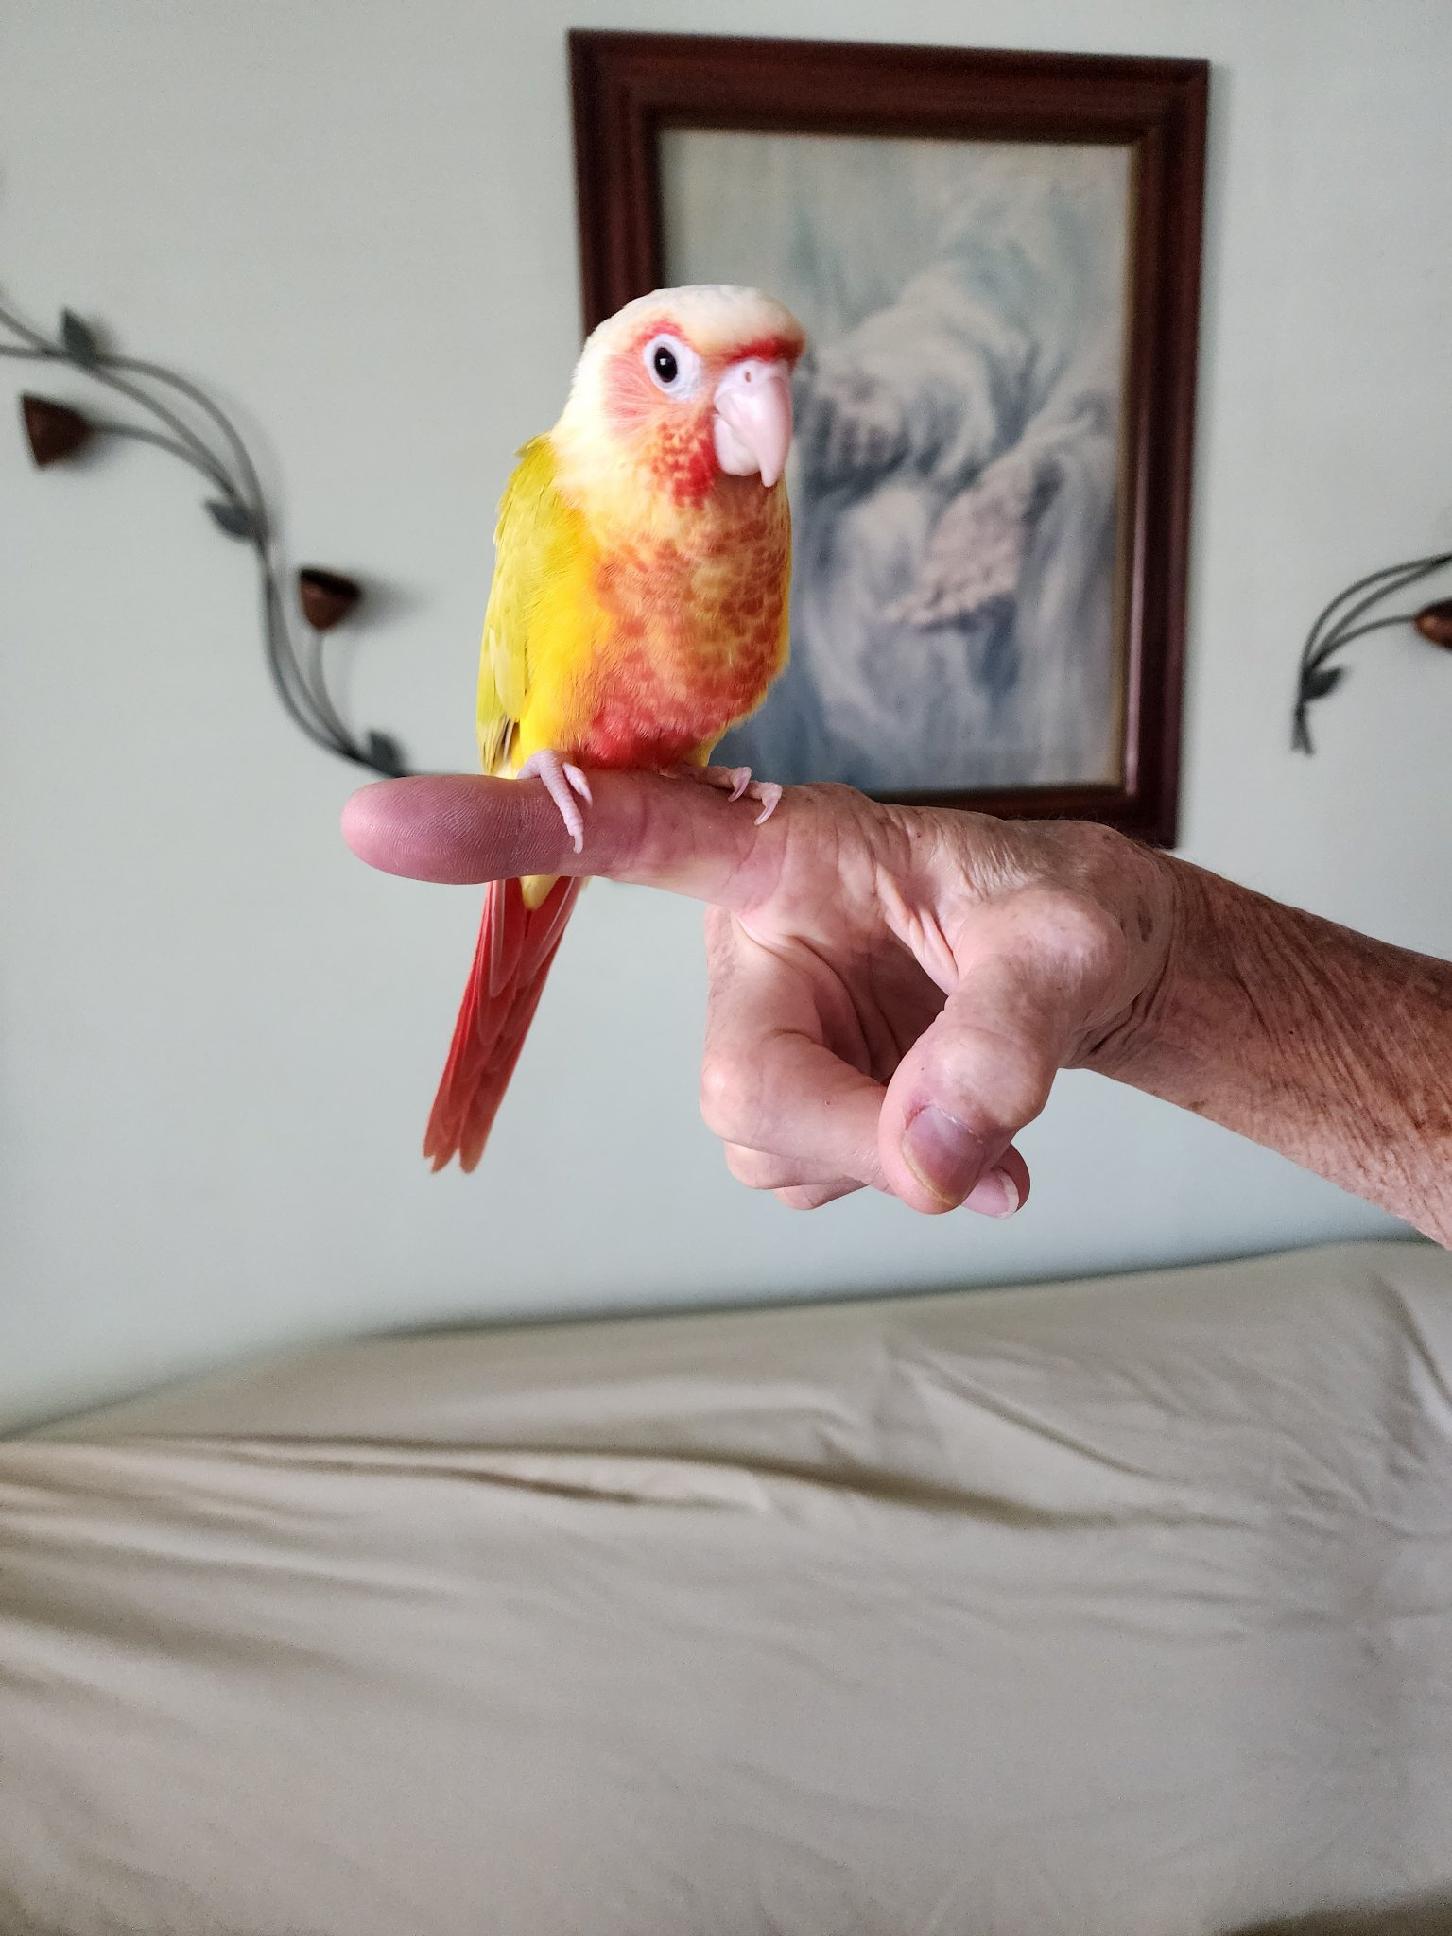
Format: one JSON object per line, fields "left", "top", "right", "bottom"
{"left": 570, "top": 30, "right": 1207, "bottom": 845}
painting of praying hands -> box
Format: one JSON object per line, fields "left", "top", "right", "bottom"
{"left": 571, "top": 34, "right": 1207, "bottom": 841}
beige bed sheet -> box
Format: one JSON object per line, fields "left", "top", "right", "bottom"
{"left": 3, "top": 1239, "right": 1451, "bottom": 1936}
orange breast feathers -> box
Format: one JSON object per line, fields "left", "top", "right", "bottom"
{"left": 574, "top": 483, "right": 793, "bottom": 770}
{"left": 481, "top": 437, "right": 795, "bottom": 780}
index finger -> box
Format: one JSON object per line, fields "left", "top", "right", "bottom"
{"left": 341, "top": 771, "right": 781, "bottom": 911}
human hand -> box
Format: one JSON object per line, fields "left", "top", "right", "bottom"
{"left": 343, "top": 774, "right": 1174, "bottom": 1217}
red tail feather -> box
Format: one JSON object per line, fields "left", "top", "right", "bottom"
{"left": 423, "top": 877, "right": 581, "bottom": 1172}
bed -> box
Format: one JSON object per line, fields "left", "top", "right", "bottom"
{"left": 3, "top": 1238, "right": 1451, "bottom": 1935}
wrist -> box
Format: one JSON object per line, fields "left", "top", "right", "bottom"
{"left": 1026, "top": 820, "right": 1184, "bottom": 1080}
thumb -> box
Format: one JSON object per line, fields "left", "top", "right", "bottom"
{"left": 342, "top": 771, "right": 779, "bottom": 910}
{"left": 878, "top": 891, "right": 1118, "bottom": 1214}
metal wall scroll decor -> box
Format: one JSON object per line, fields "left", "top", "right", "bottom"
{"left": 1293, "top": 549, "right": 1452, "bottom": 754}
{"left": 2, "top": 296, "right": 410, "bottom": 777}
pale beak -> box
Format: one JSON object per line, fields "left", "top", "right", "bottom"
{"left": 713, "top": 358, "right": 793, "bottom": 487}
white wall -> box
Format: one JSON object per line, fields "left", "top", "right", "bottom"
{"left": 3, "top": 0, "right": 1448, "bottom": 1428}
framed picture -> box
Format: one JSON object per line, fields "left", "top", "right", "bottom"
{"left": 570, "top": 31, "right": 1207, "bottom": 844}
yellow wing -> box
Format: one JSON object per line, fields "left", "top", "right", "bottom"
{"left": 475, "top": 435, "right": 587, "bottom": 774}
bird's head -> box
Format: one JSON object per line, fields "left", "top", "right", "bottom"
{"left": 557, "top": 285, "right": 805, "bottom": 510}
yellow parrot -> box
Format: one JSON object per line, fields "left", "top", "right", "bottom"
{"left": 425, "top": 285, "right": 806, "bottom": 1171}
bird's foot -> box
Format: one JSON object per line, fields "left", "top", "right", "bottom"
{"left": 517, "top": 750, "right": 592, "bottom": 854}
{"left": 665, "top": 762, "right": 783, "bottom": 825}
{"left": 745, "top": 779, "right": 783, "bottom": 825}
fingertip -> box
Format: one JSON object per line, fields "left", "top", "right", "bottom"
{"left": 340, "top": 778, "right": 408, "bottom": 870}
{"left": 774, "top": 1181, "right": 863, "bottom": 1212}
{"left": 340, "top": 774, "right": 532, "bottom": 883}
{"left": 964, "top": 1148, "right": 1030, "bottom": 1219}
{"left": 881, "top": 1101, "right": 1030, "bottom": 1220}
{"left": 775, "top": 1185, "right": 827, "bottom": 1212}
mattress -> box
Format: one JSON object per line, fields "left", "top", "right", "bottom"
{"left": 3, "top": 1239, "right": 1451, "bottom": 1935}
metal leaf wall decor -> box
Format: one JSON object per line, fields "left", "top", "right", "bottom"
{"left": 3, "top": 296, "right": 410, "bottom": 777}
{"left": 1293, "top": 549, "right": 1452, "bottom": 754}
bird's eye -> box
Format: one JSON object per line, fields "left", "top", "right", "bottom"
{"left": 643, "top": 334, "right": 701, "bottom": 398}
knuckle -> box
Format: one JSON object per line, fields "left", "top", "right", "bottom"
{"left": 1000, "top": 1064, "right": 1055, "bottom": 1132}
{"left": 985, "top": 1047, "right": 1056, "bottom": 1134}
{"left": 939, "top": 1035, "right": 1054, "bottom": 1141}
{"left": 699, "top": 1053, "right": 752, "bottom": 1139}
{"left": 1025, "top": 888, "right": 1125, "bottom": 987}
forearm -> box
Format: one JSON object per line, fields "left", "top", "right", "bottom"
{"left": 1094, "top": 851, "right": 1452, "bottom": 1244}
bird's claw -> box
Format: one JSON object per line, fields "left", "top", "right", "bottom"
{"left": 667, "top": 762, "right": 782, "bottom": 823}
{"left": 517, "top": 750, "right": 592, "bottom": 854}
{"left": 749, "top": 781, "right": 782, "bottom": 824}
